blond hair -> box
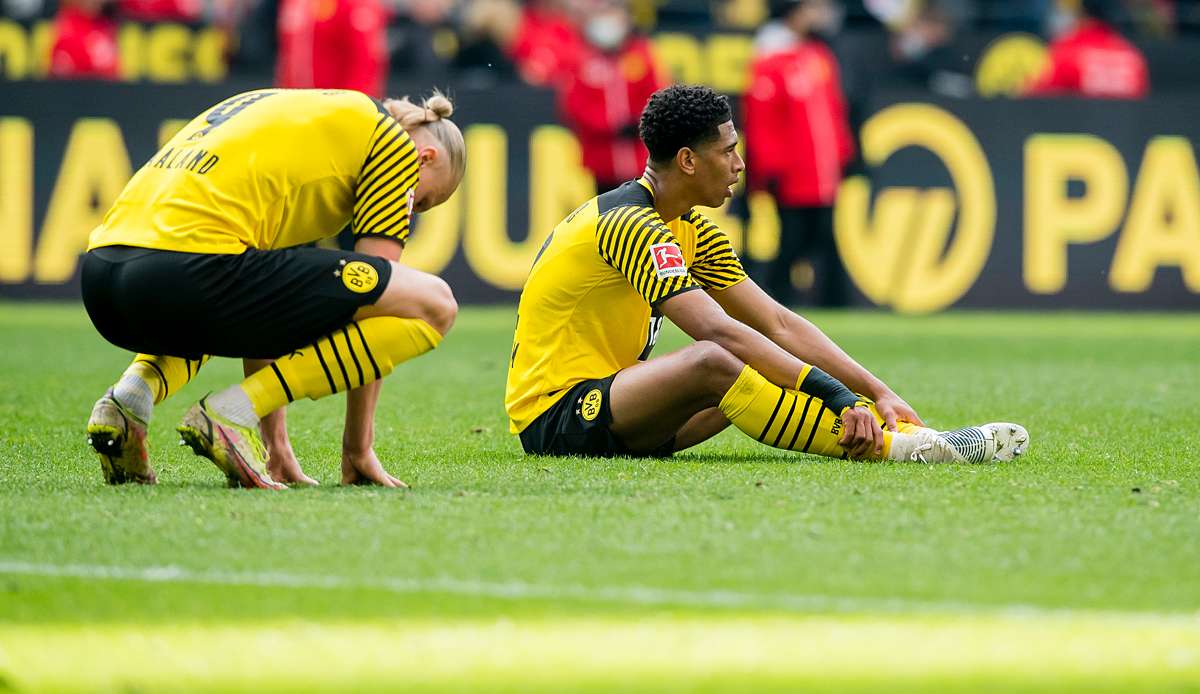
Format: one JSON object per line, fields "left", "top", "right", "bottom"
{"left": 383, "top": 90, "right": 466, "bottom": 184}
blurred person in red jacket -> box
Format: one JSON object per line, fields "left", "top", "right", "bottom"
{"left": 276, "top": 0, "right": 389, "bottom": 97}
{"left": 48, "top": 0, "right": 120, "bottom": 79}
{"left": 509, "top": 0, "right": 584, "bottom": 87}
{"left": 117, "top": 0, "right": 201, "bottom": 22}
{"left": 559, "top": 0, "right": 665, "bottom": 193}
{"left": 1026, "top": 0, "right": 1149, "bottom": 98}
{"left": 743, "top": 0, "right": 854, "bottom": 307}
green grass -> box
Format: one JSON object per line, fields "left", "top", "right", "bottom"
{"left": 0, "top": 303, "right": 1198, "bottom": 692}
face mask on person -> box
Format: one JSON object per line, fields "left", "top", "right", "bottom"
{"left": 585, "top": 15, "right": 629, "bottom": 51}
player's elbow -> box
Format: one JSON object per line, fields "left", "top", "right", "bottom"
{"left": 764, "top": 305, "right": 793, "bottom": 341}
{"left": 691, "top": 312, "right": 744, "bottom": 350}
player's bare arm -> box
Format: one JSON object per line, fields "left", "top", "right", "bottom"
{"left": 605, "top": 289, "right": 881, "bottom": 460}
{"left": 336, "top": 135, "right": 462, "bottom": 488}
{"left": 339, "top": 220, "right": 458, "bottom": 488}
{"left": 658, "top": 286, "right": 885, "bottom": 458}
{"left": 711, "top": 278, "right": 924, "bottom": 432}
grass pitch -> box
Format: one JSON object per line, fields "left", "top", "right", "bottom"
{"left": 0, "top": 303, "right": 1197, "bottom": 692}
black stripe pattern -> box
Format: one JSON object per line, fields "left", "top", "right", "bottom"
{"left": 595, "top": 205, "right": 699, "bottom": 305}
{"left": 352, "top": 115, "right": 420, "bottom": 243}
{"left": 683, "top": 210, "right": 747, "bottom": 291}
{"left": 351, "top": 322, "right": 382, "bottom": 382}
{"left": 270, "top": 363, "right": 294, "bottom": 402}
{"left": 746, "top": 387, "right": 838, "bottom": 454}
{"left": 140, "top": 359, "right": 169, "bottom": 400}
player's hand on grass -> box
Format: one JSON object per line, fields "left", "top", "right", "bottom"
{"left": 872, "top": 391, "right": 925, "bottom": 432}
{"left": 341, "top": 447, "right": 409, "bottom": 488}
{"left": 264, "top": 438, "right": 319, "bottom": 487}
{"left": 839, "top": 406, "right": 885, "bottom": 460}
{"left": 258, "top": 410, "right": 318, "bottom": 486}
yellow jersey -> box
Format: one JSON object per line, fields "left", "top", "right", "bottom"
{"left": 89, "top": 89, "right": 419, "bottom": 254}
{"left": 505, "top": 177, "right": 748, "bottom": 433}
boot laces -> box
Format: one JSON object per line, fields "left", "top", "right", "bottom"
{"left": 909, "top": 441, "right": 935, "bottom": 463}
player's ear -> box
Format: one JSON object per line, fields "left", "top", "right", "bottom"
{"left": 417, "top": 146, "right": 439, "bottom": 168}
{"left": 676, "top": 147, "right": 697, "bottom": 176}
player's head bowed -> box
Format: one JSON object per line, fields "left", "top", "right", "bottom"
{"left": 639, "top": 84, "right": 743, "bottom": 208}
{"left": 384, "top": 90, "right": 465, "bottom": 213}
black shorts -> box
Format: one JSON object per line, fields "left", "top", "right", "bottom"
{"left": 519, "top": 374, "right": 675, "bottom": 458}
{"left": 81, "top": 245, "right": 392, "bottom": 359}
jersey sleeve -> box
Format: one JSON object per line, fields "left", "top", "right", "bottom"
{"left": 596, "top": 206, "right": 702, "bottom": 305}
{"left": 686, "top": 210, "right": 748, "bottom": 291}
{"left": 352, "top": 111, "right": 420, "bottom": 244}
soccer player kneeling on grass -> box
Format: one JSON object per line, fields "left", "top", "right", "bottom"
{"left": 505, "top": 85, "right": 1029, "bottom": 463}
{"left": 82, "top": 89, "right": 464, "bottom": 489}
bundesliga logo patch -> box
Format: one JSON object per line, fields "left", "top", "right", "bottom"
{"left": 649, "top": 243, "right": 687, "bottom": 280}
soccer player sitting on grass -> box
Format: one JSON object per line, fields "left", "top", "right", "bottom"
{"left": 505, "top": 84, "right": 1029, "bottom": 463}
{"left": 82, "top": 89, "right": 464, "bottom": 489}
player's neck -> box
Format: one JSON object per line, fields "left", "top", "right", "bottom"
{"left": 640, "top": 168, "right": 693, "bottom": 223}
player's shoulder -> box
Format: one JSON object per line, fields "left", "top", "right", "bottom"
{"left": 681, "top": 208, "right": 717, "bottom": 229}
{"left": 258, "top": 89, "right": 385, "bottom": 131}
{"left": 597, "top": 179, "right": 656, "bottom": 217}
{"left": 595, "top": 180, "right": 669, "bottom": 236}
{"left": 679, "top": 208, "right": 723, "bottom": 239}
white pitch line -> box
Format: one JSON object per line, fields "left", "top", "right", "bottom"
{"left": 0, "top": 559, "right": 1197, "bottom": 625}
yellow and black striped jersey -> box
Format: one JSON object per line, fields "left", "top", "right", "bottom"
{"left": 505, "top": 177, "right": 748, "bottom": 433}
{"left": 89, "top": 89, "right": 419, "bottom": 254}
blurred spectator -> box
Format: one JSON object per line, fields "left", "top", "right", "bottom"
{"left": 559, "top": 0, "right": 665, "bottom": 192}
{"left": 1126, "top": 0, "right": 1176, "bottom": 37}
{"left": 861, "top": 0, "right": 916, "bottom": 27}
{"left": 507, "top": 0, "right": 584, "bottom": 86}
{"left": 118, "top": 0, "right": 202, "bottom": 22}
{"left": 390, "top": 0, "right": 456, "bottom": 75}
{"left": 48, "top": 0, "right": 121, "bottom": 79}
{"left": 275, "top": 0, "right": 389, "bottom": 97}
{"left": 744, "top": 0, "right": 854, "bottom": 307}
{"left": 887, "top": 0, "right": 973, "bottom": 97}
{"left": 3, "top": 0, "right": 50, "bottom": 21}
{"left": 1026, "top": 0, "right": 1149, "bottom": 97}
{"left": 457, "top": 0, "right": 584, "bottom": 85}
{"left": 225, "top": 0, "right": 279, "bottom": 78}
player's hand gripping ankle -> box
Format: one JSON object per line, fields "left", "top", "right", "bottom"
{"left": 838, "top": 406, "right": 885, "bottom": 460}
{"left": 872, "top": 390, "right": 925, "bottom": 432}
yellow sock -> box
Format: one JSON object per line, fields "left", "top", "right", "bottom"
{"left": 241, "top": 317, "right": 442, "bottom": 417}
{"left": 125, "top": 355, "right": 210, "bottom": 404}
{"left": 718, "top": 365, "right": 893, "bottom": 460}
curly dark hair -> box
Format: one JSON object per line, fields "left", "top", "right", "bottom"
{"left": 639, "top": 85, "right": 733, "bottom": 165}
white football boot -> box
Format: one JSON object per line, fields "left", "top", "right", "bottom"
{"left": 888, "top": 423, "right": 1029, "bottom": 464}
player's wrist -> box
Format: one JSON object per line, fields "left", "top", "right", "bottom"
{"left": 795, "top": 365, "right": 859, "bottom": 414}
{"left": 838, "top": 400, "right": 872, "bottom": 417}
{"left": 862, "top": 380, "right": 893, "bottom": 402}
{"left": 341, "top": 434, "right": 373, "bottom": 457}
